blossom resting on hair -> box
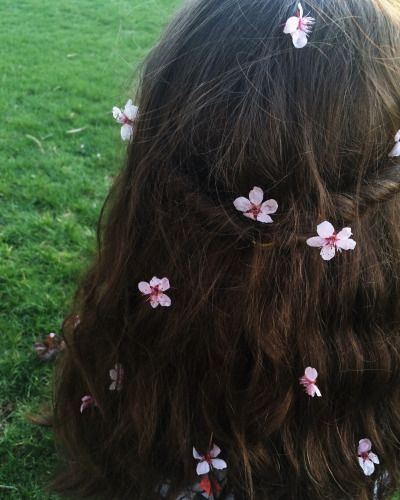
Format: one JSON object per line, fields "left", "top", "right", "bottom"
{"left": 33, "top": 332, "right": 65, "bottom": 361}
{"left": 112, "top": 99, "right": 138, "bottom": 141}
{"left": 80, "top": 395, "right": 97, "bottom": 413}
{"left": 388, "top": 129, "right": 400, "bottom": 157}
{"left": 283, "top": 2, "right": 315, "bottom": 49}
{"left": 299, "top": 367, "right": 322, "bottom": 397}
{"left": 233, "top": 187, "right": 278, "bottom": 223}
{"left": 306, "top": 221, "right": 356, "bottom": 261}
{"left": 357, "top": 439, "right": 379, "bottom": 476}
{"left": 109, "top": 363, "right": 124, "bottom": 391}
{"left": 138, "top": 277, "right": 172, "bottom": 308}
{"left": 193, "top": 444, "right": 228, "bottom": 476}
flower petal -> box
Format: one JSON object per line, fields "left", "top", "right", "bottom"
{"left": 159, "top": 278, "right": 170, "bottom": 291}
{"left": 395, "top": 130, "right": 400, "bottom": 142}
{"left": 283, "top": 16, "right": 299, "bottom": 34}
{"left": 320, "top": 244, "right": 336, "bottom": 261}
{"left": 292, "top": 30, "right": 308, "bottom": 49}
{"left": 358, "top": 439, "right": 372, "bottom": 454}
{"left": 305, "top": 367, "right": 318, "bottom": 382}
{"left": 317, "top": 221, "right": 335, "bottom": 238}
{"left": 243, "top": 211, "right": 257, "bottom": 221}
{"left": 388, "top": 142, "right": 400, "bottom": 157}
{"left": 314, "top": 385, "right": 322, "bottom": 397}
{"left": 109, "top": 369, "right": 117, "bottom": 381}
{"left": 138, "top": 281, "right": 151, "bottom": 295}
{"left": 297, "top": 2, "right": 303, "bottom": 18}
{"left": 336, "top": 227, "right": 352, "bottom": 240}
{"left": 369, "top": 452, "right": 380, "bottom": 465}
{"left": 109, "top": 381, "right": 117, "bottom": 391}
{"left": 261, "top": 199, "right": 278, "bottom": 214}
{"left": 193, "top": 447, "right": 203, "bottom": 460}
{"left": 306, "top": 237, "right": 326, "bottom": 248}
{"left": 233, "top": 197, "right": 252, "bottom": 213}
{"left": 249, "top": 187, "right": 264, "bottom": 205}
{"left": 336, "top": 238, "right": 356, "bottom": 251}
{"left": 112, "top": 106, "right": 123, "bottom": 122}
{"left": 256, "top": 212, "right": 273, "bottom": 224}
{"left": 196, "top": 461, "right": 210, "bottom": 476}
{"left": 209, "top": 444, "right": 221, "bottom": 458}
{"left": 158, "top": 293, "right": 171, "bottom": 307}
{"left": 124, "top": 99, "right": 139, "bottom": 121}
{"left": 211, "top": 458, "right": 227, "bottom": 470}
{"left": 360, "top": 458, "right": 375, "bottom": 476}
{"left": 150, "top": 277, "right": 162, "bottom": 288}
{"left": 150, "top": 298, "right": 159, "bottom": 308}
{"left": 120, "top": 124, "right": 133, "bottom": 141}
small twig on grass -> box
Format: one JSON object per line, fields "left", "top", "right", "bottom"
{"left": 25, "top": 134, "right": 44, "bottom": 153}
{"left": 66, "top": 127, "right": 87, "bottom": 134}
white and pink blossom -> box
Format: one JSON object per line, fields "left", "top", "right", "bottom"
{"left": 109, "top": 363, "right": 124, "bottom": 391}
{"left": 112, "top": 99, "right": 138, "bottom": 141}
{"left": 193, "top": 444, "right": 228, "bottom": 476}
{"left": 138, "top": 277, "right": 171, "bottom": 308}
{"left": 299, "top": 367, "right": 322, "bottom": 397}
{"left": 388, "top": 130, "right": 400, "bottom": 157}
{"left": 357, "top": 439, "right": 379, "bottom": 476}
{"left": 80, "top": 395, "right": 97, "bottom": 413}
{"left": 306, "top": 221, "right": 356, "bottom": 261}
{"left": 233, "top": 187, "right": 278, "bottom": 224}
{"left": 283, "top": 2, "right": 315, "bottom": 49}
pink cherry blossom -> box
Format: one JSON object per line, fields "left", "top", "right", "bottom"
{"left": 109, "top": 363, "right": 124, "bottom": 391}
{"left": 138, "top": 277, "right": 171, "bottom": 308}
{"left": 80, "top": 395, "right": 97, "bottom": 413}
{"left": 193, "top": 444, "right": 228, "bottom": 476}
{"left": 388, "top": 129, "right": 400, "bottom": 157}
{"left": 112, "top": 99, "right": 138, "bottom": 141}
{"left": 357, "top": 439, "right": 380, "bottom": 476}
{"left": 299, "top": 367, "right": 322, "bottom": 397}
{"left": 283, "top": 2, "right": 315, "bottom": 49}
{"left": 306, "top": 221, "right": 356, "bottom": 261}
{"left": 233, "top": 187, "right": 278, "bottom": 224}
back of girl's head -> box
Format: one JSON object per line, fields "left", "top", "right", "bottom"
{"left": 53, "top": 1, "right": 400, "bottom": 499}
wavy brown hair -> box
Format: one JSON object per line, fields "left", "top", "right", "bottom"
{"left": 52, "top": 0, "right": 400, "bottom": 498}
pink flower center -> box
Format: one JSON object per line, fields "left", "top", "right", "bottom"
{"left": 360, "top": 451, "right": 369, "bottom": 461}
{"left": 121, "top": 113, "right": 133, "bottom": 125}
{"left": 150, "top": 285, "right": 161, "bottom": 298}
{"left": 325, "top": 233, "right": 337, "bottom": 246}
{"left": 204, "top": 453, "right": 213, "bottom": 464}
{"left": 246, "top": 204, "right": 261, "bottom": 218}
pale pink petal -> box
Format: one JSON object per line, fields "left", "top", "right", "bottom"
{"left": 320, "top": 244, "right": 336, "bottom": 261}
{"left": 306, "top": 236, "right": 326, "bottom": 248}
{"left": 317, "top": 221, "right": 335, "bottom": 238}
{"left": 292, "top": 30, "right": 308, "bottom": 49}
{"left": 395, "top": 130, "right": 400, "bottom": 142}
{"left": 150, "top": 297, "right": 159, "bottom": 308}
{"left": 283, "top": 16, "right": 299, "bottom": 34}
{"left": 159, "top": 278, "right": 170, "bottom": 292}
{"left": 209, "top": 444, "right": 221, "bottom": 458}
{"left": 233, "top": 197, "right": 252, "bottom": 212}
{"left": 336, "top": 227, "right": 352, "bottom": 240}
{"left": 249, "top": 187, "right": 264, "bottom": 205}
{"left": 109, "top": 369, "right": 117, "bottom": 381}
{"left": 369, "top": 452, "right": 380, "bottom": 465}
{"left": 256, "top": 213, "right": 273, "bottom": 224}
{"left": 304, "top": 367, "right": 318, "bottom": 382}
{"left": 358, "top": 439, "right": 372, "bottom": 454}
{"left": 360, "top": 458, "right": 375, "bottom": 476}
{"left": 388, "top": 142, "right": 400, "bottom": 157}
{"left": 150, "top": 277, "right": 162, "bottom": 288}
{"left": 336, "top": 238, "right": 356, "bottom": 251}
{"left": 120, "top": 124, "right": 133, "bottom": 141}
{"left": 302, "top": 16, "right": 315, "bottom": 32}
{"left": 138, "top": 281, "right": 151, "bottom": 295}
{"left": 193, "top": 447, "right": 203, "bottom": 460}
{"left": 314, "top": 385, "right": 322, "bottom": 397}
{"left": 109, "top": 381, "right": 117, "bottom": 391}
{"left": 124, "top": 99, "right": 139, "bottom": 121}
{"left": 261, "top": 199, "right": 278, "bottom": 214}
{"left": 297, "top": 2, "right": 303, "bottom": 18}
{"left": 158, "top": 293, "right": 171, "bottom": 307}
{"left": 196, "top": 461, "right": 210, "bottom": 476}
{"left": 211, "top": 458, "right": 227, "bottom": 470}
{"left": 112, "top": 106, "right": 124, "bottom": 122}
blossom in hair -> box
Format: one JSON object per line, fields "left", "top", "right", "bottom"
{"left": 33, "top": 332, "right": 65, "bottom": 361}
{"left": 80, "top": 395, "right": 97, "bottom": 413}
{"left": 283, "top": 2, "right": 315, "bottom": 49}
{"left": 112, "top": 99, "right": 138, "bottom": 141}
{"left": 306, "top": 221, "right": 356, "bottom": 261}
{"left": 193, "top": 444, "right": 228, "bottom": 476}
{"left": 233, "top": 187, "right": 278, "bottom": 223}
{"left": 299, "top": 367, "right": 322, "bottom": 397}
{"left": 138, "top": 277, "right": 172, "bottom": 308}
{"left": 357, "top": 439, "right": 380, "bottom": 476}
{"left": 388, "top": 130, "right": 400, "bottom": 157}
{"left": 109, "top": 363, "right": 124, "bottom": 391}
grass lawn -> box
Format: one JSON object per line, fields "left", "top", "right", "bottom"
{"left": 0, "top": 0, "right": 181, "bottom": 498}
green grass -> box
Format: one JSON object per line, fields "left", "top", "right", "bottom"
{"left": 0, "top": 0, "right": 181, "bottom": 498}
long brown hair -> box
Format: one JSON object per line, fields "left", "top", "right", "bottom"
{"left": 53, "top": 0, "right": 400, "bottom": 498}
